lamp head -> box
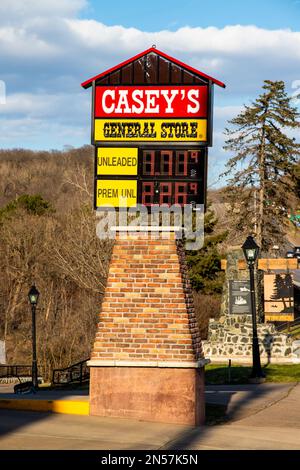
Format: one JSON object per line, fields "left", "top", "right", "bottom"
{"left": 242, "top": 236, "right": 260, "bottom": 265}
{"left": 28, "top": 285, "right": 40, "bottom": 306}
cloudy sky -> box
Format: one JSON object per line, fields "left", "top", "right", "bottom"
{"left": 0, "top": 0, "right": 299, "bottom": 185}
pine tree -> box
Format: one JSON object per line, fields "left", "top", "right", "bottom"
{"left": 222, "top": 80, "right": 300, "bottom": 253}
{"left": 293, "top": 162, "right": 300, "bottom": 202}
{"left": 186, "top": 204, "right": 227, "bottom": 293}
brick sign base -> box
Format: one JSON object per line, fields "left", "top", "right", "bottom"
{"left": 89, "top": 366, "right": 204, "bottom": 425}
{"left": 88, "top": 231, "right": 207, "bottom": 425}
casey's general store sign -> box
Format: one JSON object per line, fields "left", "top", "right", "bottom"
{"left": 95, "top": 86, "right": 207, "bottom": 117}
{"left": 81, "top": 47, "right": 225, "bottom": 209}
{"left": 94, "top": 85, "right": 207, "bottom": 142}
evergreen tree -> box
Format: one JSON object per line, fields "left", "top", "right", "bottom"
{"left": 293, "top": 162, "right": 300, "bottom": 201}
{"left": 0, "top": 194, "right": 53, "bottom": 221}
{"left": 186, "top": 204, "right": 227, "bottom": 293}
{"left": 222, "top": 80, "right": 300, "bottom": 253}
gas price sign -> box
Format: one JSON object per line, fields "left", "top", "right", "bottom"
{"left": 81, "top": 47, "right": 225, "bottom": 210}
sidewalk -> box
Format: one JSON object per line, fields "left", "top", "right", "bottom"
{"left": 0, "top": 409, "right": 190, "bottom": 450}
{"left": 205, "top": 382, "right": 298, "bottom": 421}
{"left": 167, "top": 382, "right": 300, "bottom": 449}
{"left": 0, "top": 383, "right": 296, "bottom": 420}
{"left": 0, "top": 383, "right": 299, "bottom": 449}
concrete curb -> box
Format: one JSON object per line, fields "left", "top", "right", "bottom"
{"left": 0, "top": 398, "right": 90, "bottom": 415}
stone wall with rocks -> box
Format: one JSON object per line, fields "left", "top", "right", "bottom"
{"left": 203, "top": 314, "right": 300, "bottom": 364}
{"left": 204, "top": 249, "right": 300, "bottom": 364}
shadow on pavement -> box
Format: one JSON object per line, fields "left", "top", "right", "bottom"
{"left": 0, "top": 378, "right": 294, "bottom": 450}
{"left": 164, "top": 382, "right": 293, "bottom": 450}
{"left": 0, "top": 385, "right": 89, "bottom": 438}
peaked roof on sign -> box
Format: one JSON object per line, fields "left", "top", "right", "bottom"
{"left": 81, "top": 47, "right": 226, "bottom": 89}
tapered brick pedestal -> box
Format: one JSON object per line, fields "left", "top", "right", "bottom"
{"left": 88, "top": 231, "right": 208, "bottom": 425}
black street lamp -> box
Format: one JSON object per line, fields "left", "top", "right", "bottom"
{"left": 242, "top": 236, "right": 265, "bottom": 381}
{"left": 28, "top": 285, "right": 40, "bottom": 389}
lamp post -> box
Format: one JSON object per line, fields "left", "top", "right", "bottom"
{"left": 242, "top": 236, "right": 265, "bottom": 380}
{"left": 28, "top": 285, "right": 40, "bottom": 389}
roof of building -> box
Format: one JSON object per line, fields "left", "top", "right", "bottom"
{"left": 81, "top": 47, "right": 226, "bottom": 89}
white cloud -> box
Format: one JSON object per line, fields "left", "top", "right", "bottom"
{"left": 0, "top": 26, "right": 60, "bottom": 59}
{"left": 0, "top": 115, "right": 88, "bottom": 148}
{"left": 0, "top": 3, "right": 300, "bottom": 185}
{"left": 0, "top": 90, "right": 90, "bottom": 148}
{"left": 0, "top": 91, "right": 89, "bottom": 120}
{"left": 0, "top": 0, "right": 87, "bottom": 23}
{"left": 1, "top": 19, "right": 300, "bottom": 102}
{"left": 67, "top": 21, "right": 300, "bottom": 65}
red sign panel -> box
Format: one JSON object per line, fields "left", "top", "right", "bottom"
{"left": 95, "top": 85, "right": 208, "bottom": 118}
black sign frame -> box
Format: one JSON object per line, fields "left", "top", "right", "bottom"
{"left": 94, "top": 146, "right": 207, "bottom": 211}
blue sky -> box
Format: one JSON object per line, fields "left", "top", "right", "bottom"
{"left": 83, "top": 0, "right": 300, "bottom": 31}
{"left": 0, "top": 0, "right": 299, "bottom": 186}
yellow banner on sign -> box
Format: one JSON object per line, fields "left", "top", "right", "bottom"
{"left": 265, "top": 315, "right": 294, "bottom": 322}
{"left": 96, "top": 179, "right": 137, "bottom": 208}
{"left": 94, "top": 119, "right": 207, "bottom": 142}
{"left": 97, "top": 148, "right": 138, "bottom": 175}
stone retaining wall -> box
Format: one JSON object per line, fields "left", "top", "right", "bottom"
{"left": 206, "top": 248, "right": 300, "bottom": 364}
{"left": 203, "top": 315, "right": 300, "bottom": 363}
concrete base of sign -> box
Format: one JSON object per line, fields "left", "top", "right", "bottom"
{"left": 89, "top": 365, "right": 205, "bottom": 425}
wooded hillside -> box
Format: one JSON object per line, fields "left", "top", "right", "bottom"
{"left": 0, "top": 146, "right": 113, "bottom": 377}
{"left": 0, "top": 146, "right": 297, "bottom": 375}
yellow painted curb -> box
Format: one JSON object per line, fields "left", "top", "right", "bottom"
{"left": 0, "top": 399, "right": 90, "bottom": 415}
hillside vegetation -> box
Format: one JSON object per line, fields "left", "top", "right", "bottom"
{"left": 0, "top": 147, "right": 224, "bottom": 374}
{"left": 1, "top": 145, "right": 297, "bottom": 375}
{"left": 0, "top": 147, "right": 113, "bottom": 377}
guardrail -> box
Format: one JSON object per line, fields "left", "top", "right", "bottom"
{"left": 52, "top": 358, "right": 90, "bottom": 386}
{"left": 0, "top": 360, "right": 90, "bottom": 386}
{"left": 0, "top": 365, "right": 32, "bottom": 379}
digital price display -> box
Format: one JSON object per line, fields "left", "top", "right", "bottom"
{"left": 139, "top": 149, "right": 205, "bottom": 207}
{"left": 95, "top": 147, "right": 206, "bottom": 209}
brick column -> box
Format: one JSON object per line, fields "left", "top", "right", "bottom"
{"left": 88, "top": 231, "right": 208, "bottom": 425}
